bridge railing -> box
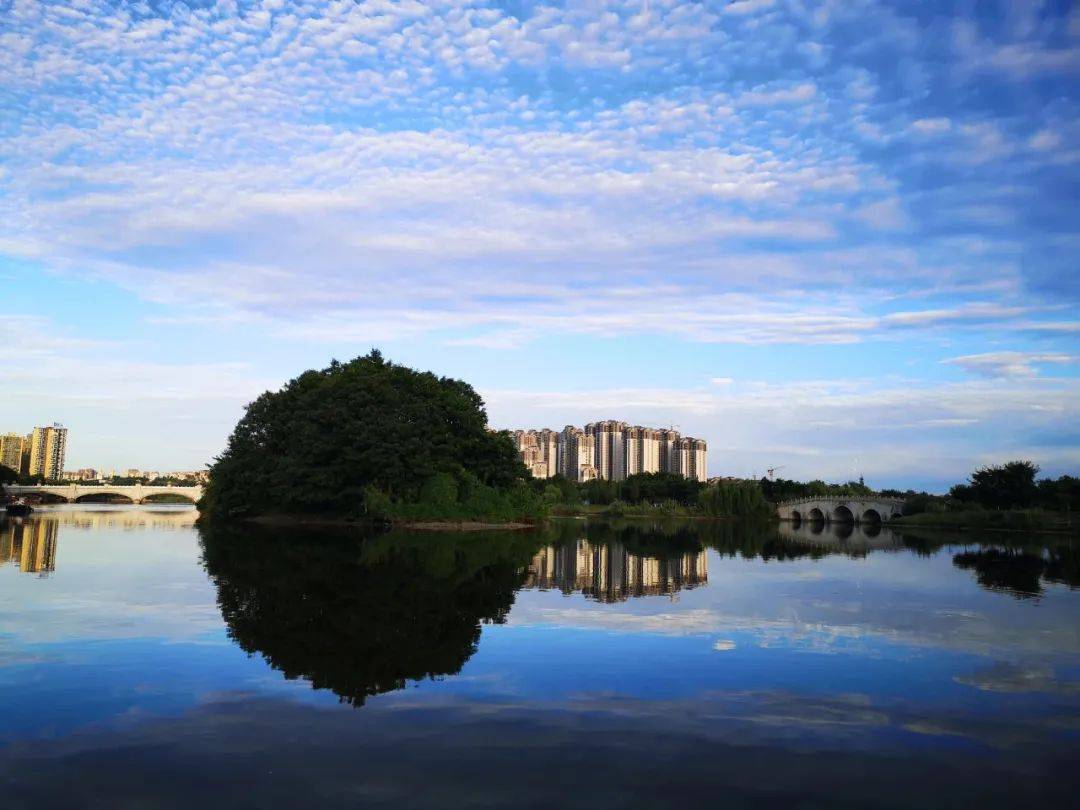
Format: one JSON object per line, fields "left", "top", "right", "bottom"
{"left": 776, "top": 496, "right": 906, "bottom": 507}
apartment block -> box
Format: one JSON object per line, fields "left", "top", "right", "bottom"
{"left": 0, "top": 433, "right": 26, "bottom": 474}
{"left": 27, "top": 424, "right": 68, "bottom": 481}
{"left": 515, "top": 421, "right": 706, "bottom": 483}
{"left": 555, "top": 426, "right": 598, "bottom": 483}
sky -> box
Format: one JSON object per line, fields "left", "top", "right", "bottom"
{"left": 1, "top": 0, "right": 1078, "bottom": 491}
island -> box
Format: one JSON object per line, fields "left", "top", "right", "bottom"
{"left": 198, "top": 350, "right": 545, "bottom": 529}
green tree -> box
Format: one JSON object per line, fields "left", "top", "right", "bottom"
{"left": 968, "top": 460, "right": 1040, "bottom": 510}
{"left": 698, "top": 479, "right": 772, "bottom": 518}
{"left": 0, "top": 463, "right": 18, "bottom": 494}
{"left": 1037, "top": 475, "right": 1080, "bottom": 513}
{"left": 200, "top": 351, "right": 530, "bottom": 518}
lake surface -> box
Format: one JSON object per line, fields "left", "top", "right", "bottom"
{"left": 1, "top": 506, "right": 1078, "bottom": 808}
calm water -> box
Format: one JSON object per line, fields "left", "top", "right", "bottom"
{"left": 1, "top": 506, "right": 1078, "bottom": 808}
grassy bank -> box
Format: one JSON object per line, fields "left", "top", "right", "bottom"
{"left": 892, "top": 509, "right": 1077, "bottom": 534}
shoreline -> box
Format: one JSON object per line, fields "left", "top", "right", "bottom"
{"left": 888, "top": 519, "right": 1078, "bottom": 537}
{"left": 244, "top": 514, "right": 537, "bottom": 532}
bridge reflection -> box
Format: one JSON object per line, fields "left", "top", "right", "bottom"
{"left": 525, "top": 538, "right": 707, "bottom": 602}
{"left": 0, "top": 519, "right": 58, "bottom": 576}
{"left": 776, "top": 517, "right": 903, "bottom": 552}
{"left": 35, "top": 507, "right": 198, "bottom": 531}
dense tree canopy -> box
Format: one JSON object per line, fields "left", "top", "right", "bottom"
{"left": 199, "top": 351, "right": 529, "bottom": 518}
{"left": 952, "top": 461, "right": 1041, "bottom": 510}
{"left": 0, "top": 463, "right": 18, "bottom": 493}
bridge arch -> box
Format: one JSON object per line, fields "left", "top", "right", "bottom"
{"left": 34, "top": 492, "right": 70, "bottom": 504}
{"left": 790, "top": 510, "right": 802, "bottom": 527}
{"left": 862, "top": 508, "right": 883, "bottom": 525}
{"left": 807, "top": 507, "right": 825, "bottom": 523}
{"left": 832, "top": 504, "right": 855, "bottom": 524}
{"left": 75, "top": 492, "right": 135, "bottom": 504}
{"left": 141, "top": 492, "right": 198, "bottom": 505}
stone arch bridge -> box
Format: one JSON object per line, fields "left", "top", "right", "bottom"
{"left": 777, "top": 496, "right": 904, "bottom": 526}
{"left": 4, "top": 484, "right": 203, "bottom": 506}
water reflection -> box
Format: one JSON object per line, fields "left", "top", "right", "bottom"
{"left": 199, "top": 523, "right": 537, "bottom": 706}
{"left": 525, "top": 537, "right": 706, "bottom": 602}
{"left": 0, "top": 518, "right": 58, "bottom": 575}
{"left": 31, "top": 505, "right": 197, "bottom": 531}
{"left": 952, "top": 545, "right": 1080, "bottom": 599}
{"left": 0, "top": 511, "right": 1077, "bottom": 807}
{"left": 777, "top": 517, "right": 903, "bottom": 551}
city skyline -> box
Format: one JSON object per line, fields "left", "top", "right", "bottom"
{"left": 1, "top": 425, "right": 68, "bottom": 481}
{"left": 1, "top": 2, "right": 1077, "bottom": 491}
{"left": 514, "top": 422, "right": 708, "bottom": 483}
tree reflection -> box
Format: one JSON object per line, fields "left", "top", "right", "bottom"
{"left": 199, "top": 523, "right": 538, "bottom": 707}
{"left": 952, "top": 544, "right": 1080, "bottom": 599}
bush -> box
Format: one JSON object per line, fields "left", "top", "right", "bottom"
{"left": 363, "top": 471, "right": 546, "bottom": 523}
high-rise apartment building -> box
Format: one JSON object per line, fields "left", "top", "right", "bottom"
{"left": 518, "top": 421, "right": 706, "bottom": 483}
{"left": 658, "top": 429, "right": 681, "bottom": 474}
{"left": 556, "top": 426, "right": 597, "bottom": 482}
{"left": 28, "top": 424, "right": 68, "bottom": 481}
{"left": 624, "top": 427, "right": 661, "bottom": 477}
{"left": 672, "top": 437, "right": 708, "bottom": 482}
{"left": 585, "top": 420, "right": 627, "bottom": 481}
{"left": 0, "top": 433, "right": 26, "bottom": 474}
{"left": 513, "top": 429, "right": 560, "bottom": 479}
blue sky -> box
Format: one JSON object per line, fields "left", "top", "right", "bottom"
{"left": 1, "top": 0, "right": 1077, "bottom": 490}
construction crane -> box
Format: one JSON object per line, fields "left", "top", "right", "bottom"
{"left": 766, "top": 465, "right": 786, "bottom": 480}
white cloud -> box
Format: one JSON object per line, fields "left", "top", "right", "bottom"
{"left": 736, "top": 82, "right": 818, "bottom": 106}
{"left": 943, "top": 351, "right": 1077, "bottom": 379}
{"left": 910, "top": 118, "right": 952, "bottom": 135}
{"left": 854, "top": 198, "right": 908, "bottom": 230}
{"left": 722, "top": 0, "right": 777, "bottom": 17}
{"left": 482, "top": 377, "right": 1080, "bottom": 483}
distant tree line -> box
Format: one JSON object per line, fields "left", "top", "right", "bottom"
{"left": 758, "top": 477, "right": 874, "bottom": 503}
{"left": 886, "top": 461, "right": 1078, "bottom": 515}
{"left": 527, "top": 472, "right": 772, "bottom": 519}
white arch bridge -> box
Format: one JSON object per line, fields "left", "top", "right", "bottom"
{"left": 776, "top": 496, "right": 904, "bottom": 526}
{"left": 5, "top": 484, "right": 203, "bottom": 505}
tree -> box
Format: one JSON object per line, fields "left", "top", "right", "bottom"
{"left": 0, "top": 463, "right": 18, "bottom": 495}
{"left": 698, "top": 480, "right": 772, "bottom": 518}
{"left": 199, "top": 351, "right": 530, "bottom": 518}
{"left": 968, "top": 461, "right": 1040, "bottom": 510}
{"left": 1038, "top": 475, "right": 1080, "bottom": 513}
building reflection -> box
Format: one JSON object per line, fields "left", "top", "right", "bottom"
{"left": 525, "top": 538, "right": 707, "bottom": 602}
{"left": 0, "top": 518, "right": 59, "bottom": 576}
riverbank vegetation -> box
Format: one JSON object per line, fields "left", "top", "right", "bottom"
{"left": 198, "top": 351, "right": 545, "bottom": 524}
{"left": 892, "top": 509, "right": 1075, "bottom": 532}
{"left": 531, "top": 472, "right": 772, "bottom": 519}
{"left": 888, "top": 461, "right": 1078, "bottom": 532}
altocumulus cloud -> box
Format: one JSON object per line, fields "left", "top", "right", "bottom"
{"left": 0, "top": 0, "right": 1077, "bottom": 480}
